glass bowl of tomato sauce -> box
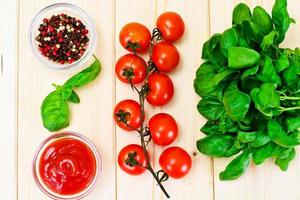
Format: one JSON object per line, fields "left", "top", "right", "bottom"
{"left": 33, "top": 132, "right": 101, "bottom": 199}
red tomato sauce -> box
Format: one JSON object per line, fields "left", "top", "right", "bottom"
{"left": 39, "top": 138, "right": 97, "bottom": 195}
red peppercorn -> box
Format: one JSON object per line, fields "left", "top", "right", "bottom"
{"left": 68, "top": 58, "right": 74, "bottom": 64}
{"left": 48, "top": 26, "right": 54, "bottom": 32}
{"left": 43, "top": 18, "right": 48, "bottom": 23}
{"left": 82, "top": 29, "right": 89, "bottom": 35}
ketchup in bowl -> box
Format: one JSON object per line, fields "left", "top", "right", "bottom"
{"left": 33, "top": 132, "right": 100, "bottom": 199}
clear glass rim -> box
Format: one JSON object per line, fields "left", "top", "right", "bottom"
{"left": 29, "top": 3, "right": 96, "bottom": 70}
{"left": 32, "top": 131, "right": 101, "bottom": 200}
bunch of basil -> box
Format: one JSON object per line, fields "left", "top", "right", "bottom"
{"left": 194, "top": 0, "right": 300, "bottom": 180}
{"left": 41, "top": 56, "right": 101, "bottom": 132}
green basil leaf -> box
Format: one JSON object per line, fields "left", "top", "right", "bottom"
{"left": 241, "top": 76, "right": 261, "bottom": 93}
{"left": 252, "top": 6, "right": 273, "bottom": 35}
{"left": 232, "top": 3, "right": 252, "bottom": 25}
{"left": 194, "top": 63, "right": 233, "bottom": 97}
{"left": 41, "top": 56, "right": 101, "bottom": 132}
{"left": 250, "top": 83, "right": 280, "bottom": 117}
{"left": 275, "top": 147, "right": 296, "bottom": 171}
{"left": 252, "top": 142, "right": 281, "bottom": 165}
{"left": 275, "top": 53, "right": 290, "bottom": 73}
{"left": 200, "top": 121, "right": 222, "bottom": 135}
{"left": 250, "top": 124, "right": 270, "bottom": 148}
{"left": 272, "top": 0, "right": 292, "bottom": 44}
{"left": 285, "top": 116, "right": 300, "bottom": 132}
{"left": 202, "top": 34, "right": 227, "bottom": 67}
{"left": 260, "top": 31, "right": 279, "bottom": 52}
{"left": 220, "top": 28, "right": 238, "bottom": 57}
{"left": 194, "top": 63, "right": 218, "bottom": 97}
{"left": 234, "top": 140, "right": 245, "bottom": 150}
{"left": 283, "top": 63, "right": 300, "bottom": 93}
{"left": 68, "top": 90, "right": 80, "bottom": 103}
{"left": 237, "top": 131, "right": 257, "bottom": 143}
{"left": 238, "top": 37, "right": 251, "bottom": 48}
{"left": 242, "top": 20, "right": 262, "bottom": 42}
{"left": 228, "top": 47, "right": 261, "bottom": 69}
{"left": 223, "top": 82, "right": 250, "bottom": 121}
{"left": 197, "top": 97, "right": 225, "bottom": 120}
{"left": 63, "top": 56, "right": 101, "bottom": 88}
{"left": 241, "top": 65, "right": 259, "bottom": 80}
{"left": 257, "top": 56, "right": 281, "bottom": 85}
{"left": 194, "top": 75, "right": 217, "bottom": 97}
{"left": 238, "top": 121, "right": 251, "bottom": 131}
{"left": 196, "top": 135, "right": 234, "bottom": 157}
{"left": 218, "top": 114, "right": 239, "bottom": 133}
{"left": 268, "top": 120, "right": 300, "bottom": 147}
{"left": 219, "top": 150, "right": 251, "bottom": 180}
{"left": 224, "top": 144, "right": 242, "bottom": 157}
{"left": 212, "top": 69, "right": 235, "bottom": 85}
{"left": 41, "top": 90, "right": 70, "bottom": 132}
{"left": 195, "top": 62, "right": 217, "bottom": 77}
{"left": 61, "top": 87, "right": 72, "bottom": 100}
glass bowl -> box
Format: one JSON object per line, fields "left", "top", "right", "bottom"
{"left": 33, "top": 132, "right": 101, "bottom": 200}
{"left": 29, "top": 3, "right": 96, "bottom": 70}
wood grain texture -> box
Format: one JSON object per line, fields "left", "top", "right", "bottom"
{"left": 0, "top": 0, "right": 299, "bottom": 199}
{"left": 0, "top": 0, "right": 18, "bottom": 199}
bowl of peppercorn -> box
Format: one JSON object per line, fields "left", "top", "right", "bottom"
{"left": 29, "top": 3, "right": 96, "bottom": 70}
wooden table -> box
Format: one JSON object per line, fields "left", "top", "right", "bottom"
{"left": 1, "top": 0, "right": 300, "bottom": 199}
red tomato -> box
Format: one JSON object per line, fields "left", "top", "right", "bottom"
{"left": 119, "top": 22, "right": 151, "bottom": 53}
{"left": 159, "top": 146, "right": 192, "bottom": 179}
{"left": 146, "top": 73, "right": 174, "bottom": 106}
{"left": 114, "top": 99, "right": 143, "bottom": 131}
{"left": 115, "top": 54, "right": 147, "bottom": 84}
{"left": 118, "top": 144, "right": 148, "bottom": 175}
{"left": 152, "top": 42, "right": 180, "bottom": 73}
{"left": 156, "top": 12, "right": 185, "bottom": 42}
{"left": 148, "top": 113, "right": 178, "bottom": 146}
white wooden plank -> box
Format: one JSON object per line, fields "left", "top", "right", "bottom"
{"left": 115, "top": 1, "right": 156, "bottom": 200}
{"left": 0, "top": 0, "right": 18, "bottom": 199}
{"left": 17, "top": 0, "right": 116, "bottom": 199}
{"left": 154, "top": 0, "right": 214, "bottom": 200}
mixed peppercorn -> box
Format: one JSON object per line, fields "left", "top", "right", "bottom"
{"left": 36, "top": 13, "right": 89, "bottom": 64}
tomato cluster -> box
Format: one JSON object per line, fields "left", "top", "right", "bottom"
{"left": 114, "top": 12, "right": 191, "bottom": 180}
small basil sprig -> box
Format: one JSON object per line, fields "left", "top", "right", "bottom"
{"left": 41, "top": 56, "right": 101, "bottom": 132}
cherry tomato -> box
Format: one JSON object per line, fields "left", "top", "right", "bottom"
{"left": 152, "top": 42, "right": 180, "bottom": 73}
{"left": 115, "top": 54, "right": 147, "bottom": 84}
{"left": 119, "top": 22, "right": 151, "bottom": 53}
{"left": 146, "top": 73, "right": 174, "bottom": 106}
{"left": 114, "top": 99, "right": 143, "bottom": 131}
{"left": 149, "top": 113, "right": 178, "bottom": 146}
{"left": 118, "top": 144, "right": 149, "bottom": 175}
{"left": 159, "top": 146, "right": 192, "bottom": 179}
{"left": 156, "top": 12, "right": 185, "bottom": 42}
